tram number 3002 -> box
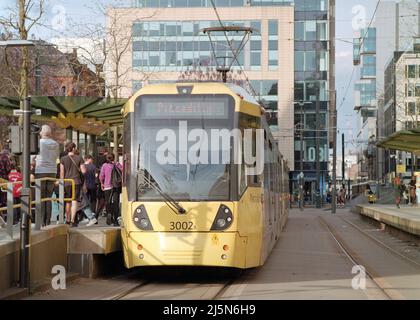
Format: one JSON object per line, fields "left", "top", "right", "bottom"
{"left": 169, "top": 221, "right": 195, "bottom": 231}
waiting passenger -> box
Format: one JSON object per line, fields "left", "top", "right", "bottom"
{"left": 83, "top": 155, "right": 98, "bottom": 215}
{"left": 35, "top": 125, "right": 59, "bottom": 227}
{"left": 0, "top": 149, "right": 11, "bottom": 208}
{"left": 410, "top": 176, "right": 417, "bottom": 207}
{"left": 393, "top": 175, "right": 404, "bottom": 209}
{"left": 99, "top": 153, "right": 122, "bottom": 226}
{"left": 60, "top": 142, "right": 86, "bottom": 227}
{"left": 7, "top": 162, "right": 22, "bottom": 225}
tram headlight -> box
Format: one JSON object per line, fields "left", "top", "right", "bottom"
{"left": 140, "top": 219, "right": 149, "bottom": 228}
{"left": 217, "top": 219, "right": 227, "bottom": 228}
{"left": 211, "top": 205, "right": 233, "bottom": 231}
{"left": 133, "top": 205, "right": 154, "bottom": 231}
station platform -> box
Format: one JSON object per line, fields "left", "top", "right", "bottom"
{"left": 354, "top": 204, "right": 420, "bottom": 238}
{"left": 0, "top": 217, "right": 122, "bottom": 298}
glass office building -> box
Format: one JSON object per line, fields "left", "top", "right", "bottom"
{"left": 293, "top": 0, "right": 332, "bottom": 203}
{"left": 353, "top": 27, "right": 377, "bottom": 180}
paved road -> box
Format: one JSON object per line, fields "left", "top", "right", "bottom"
{"left": 27, "top": 208, "right": 420, "bottom": 300}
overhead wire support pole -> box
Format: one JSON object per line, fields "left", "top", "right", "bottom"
{"left": 332, "top": 91, "right": 338, "bottom": 214}
{"left": 300, "top": 103, "right": 304, "bottom": 211}
{"left": 20, "top": 97, "right": 32, "bottom": 289}
{"left": 342, "top": 133, "right": 345, "bottom": 184}
{"left": 316, "top": 98, "right": 321, "bottom": 208}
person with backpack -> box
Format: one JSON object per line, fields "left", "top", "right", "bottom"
{"left": 60, "top": 142, "right": 86, "bottom": 227}
{"left": 99, "top": 153, "right": 122, "bottom": 226}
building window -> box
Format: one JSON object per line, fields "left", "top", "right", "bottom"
{"left": 317, "top": 21, "right": 328, "bottom": 41}
{"left": 406, "top": 102, "right": 416, "bottom": 115}
{"left": 304, "top": 21, "right": 316, "bottom": 41}
{"left": 305, "top": 51, "right": 317, "bottom": 71}
{"left": 295, "top": 81, "right": 328, "bottom": 102}
{"left": 268, "top": 20, "right": 278, "bottom": 70}
{"left": 361, "top": 55, "right": 376, "bottom": 77}
{"left": 295, "top": 22, "right": 304, "bottom": 41}
{"left": 251, "top": 52, "right": 261, "bottom": 70}
{"left": 294, "top": 21, "right": 328, "bottom": 41}
{"left": 132, "top": 20, "right": 264, "bottom": 71}
{"left": 406, "top": 83, "right": 415, "bottom": 97}
{"left": 295, "top": 82, "right": 304, "bottom": 101}
{"left": 295, "top": 51, "right": 304, "bottom": 72}
{"left": 268, "top": 20, "right": 278, "bottom": 36}
{"left": 407, "top": 65, "right": 416, "bottom": 78}
{"left": 295, "top": 0, "right": 327, "bottom": 12}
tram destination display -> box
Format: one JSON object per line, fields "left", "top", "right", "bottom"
{"left": 137, "top": 95, "right": 230, "bottom": 119}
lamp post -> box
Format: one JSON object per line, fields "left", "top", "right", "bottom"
{"left": 0, "top": 40, "right": 35, "bottom": 289}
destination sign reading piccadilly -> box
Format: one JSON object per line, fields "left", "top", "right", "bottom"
{"left": 140, "top": 96, "right": 229, "bottom": 119}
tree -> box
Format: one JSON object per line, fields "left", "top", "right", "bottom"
{"left": 64, "top": 2, "right": 157, "bottom": 100}
{"left": 0, "top": 0, "right": 45, "bottom": 100}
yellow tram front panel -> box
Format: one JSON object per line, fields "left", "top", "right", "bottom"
{"left": 121, "top": 187, "right": 265, "bottom": 269}
{"left": 121, "top": 201, "right": 246, "bottom": 268}
{"left": 125, "top": 230, "right": 248, "bottom": 268}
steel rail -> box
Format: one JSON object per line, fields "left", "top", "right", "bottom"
{"left": 318, "top": 215, "right": 396, "bottom": 300}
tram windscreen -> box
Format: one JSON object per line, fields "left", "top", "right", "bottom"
{"left": 133, "top": 94, "right": 234, "bottom": 202}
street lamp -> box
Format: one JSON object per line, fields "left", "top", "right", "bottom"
{"left": 0, "top": 40, "right": 35, "bottom": 47}
{"left": 0, "top": 39, "right": 35, "bottom": 290}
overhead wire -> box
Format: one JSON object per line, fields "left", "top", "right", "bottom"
{"left": 208, "top": 0, "right": 261, "bottom": 102}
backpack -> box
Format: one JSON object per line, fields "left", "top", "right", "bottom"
{"left": 111, "top": 164, "right": 122, "bottom": 189}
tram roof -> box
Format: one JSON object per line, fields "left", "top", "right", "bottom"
{"left": 0, "top": 96, "right": 126, "bottom": 135}
{"left": 225, "top": 83, "right": 259, "bottom": 105}
{"left": 129, "top": 82, "right": 259, "bottom": 105}
{"left": 377, "top": 129, "right": 420, "bottom": 154}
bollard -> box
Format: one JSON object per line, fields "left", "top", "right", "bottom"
{"left": 7, "top": 183, "right": 14, "bottom": 239}
{"left": 35, "top": 179, "right": 42, "bottom": 230}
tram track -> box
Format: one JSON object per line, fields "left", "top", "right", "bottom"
{"left": 111, "top": 269, "right": 242, "bottom": 300}
{"left": 111, "top": 281, "right": 151, "bottom": 300}
{"left": 339, "top": 216, "right": 420, "bottom": 269}
{"left": 318, "top": 214, "right": 420, "bottom": 300}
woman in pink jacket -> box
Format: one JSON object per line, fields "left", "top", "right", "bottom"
{"left": 99, "top": 153, "right": 123, "bottom": 226}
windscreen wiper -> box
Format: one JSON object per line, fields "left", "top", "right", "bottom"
{"left": 136, "top": 144, "right": 186, "bottom": 215}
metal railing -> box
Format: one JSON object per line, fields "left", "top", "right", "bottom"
{"left": 0, "top": 178, "right": 75, "bottom": 239}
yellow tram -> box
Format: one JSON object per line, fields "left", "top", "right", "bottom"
{"left": 120, "top": 82, "right": 289, "bottom": 269}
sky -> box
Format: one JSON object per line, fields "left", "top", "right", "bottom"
{"left": 0, "top": 0, "right": 378, "bottom": 155}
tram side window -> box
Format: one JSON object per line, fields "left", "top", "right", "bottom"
{"left": 239, "top": 158, "right": 247, "bottom": 196}
{"left": 239, "top": 113, "right": 262, "bottom": 190}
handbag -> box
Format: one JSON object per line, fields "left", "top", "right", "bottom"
{"left": 68, "top": 155, "right": 85, "bottom": 185}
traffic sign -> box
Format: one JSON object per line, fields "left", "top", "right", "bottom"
{"left": 13, "top": 109, "right": 41, "bottom": 116}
